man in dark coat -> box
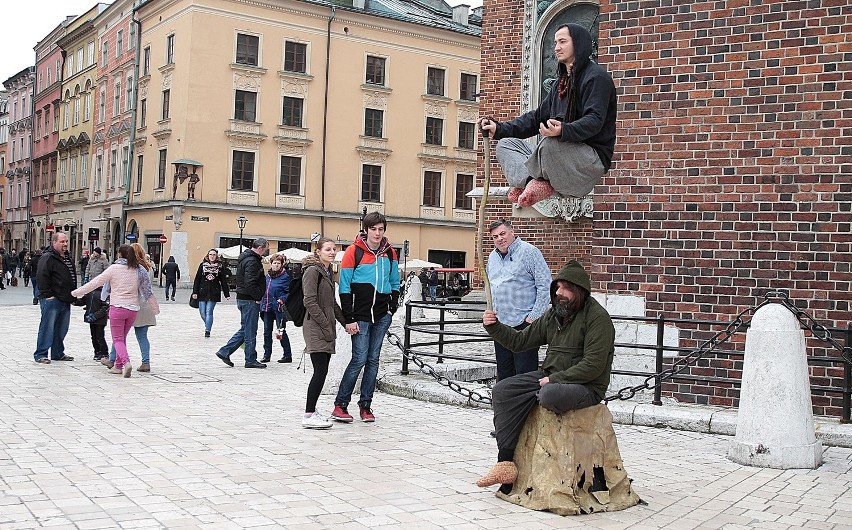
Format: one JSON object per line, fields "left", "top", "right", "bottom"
{"left": 161, "top": 256, "right": 181, "bottom": 301}
{"left": 33, "top": 232, "right": 79, "bottom": 363}
{"left": 215, "top": 238, "right": 269, "bottom": 368}
{"left": 476, "top": 260, "right": 615, "bottom": 494}
{"left": 479, "top": 23, "right": 617, "bottom": 207}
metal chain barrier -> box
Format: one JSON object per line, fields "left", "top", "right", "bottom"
{"left": 388, "top": 290, "right": 850, "bottom": 407}
{"left": 386, "top": 330, "right": 493, "bottom": 405}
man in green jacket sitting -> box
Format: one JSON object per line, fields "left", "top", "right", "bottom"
{"left": 476, "top": 260, "right": 615, "bottom": 493}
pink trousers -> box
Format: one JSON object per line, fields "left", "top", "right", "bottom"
{"left": 109, "top": 306, "right": 138, "bottom": 368}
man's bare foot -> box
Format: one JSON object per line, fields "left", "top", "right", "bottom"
{"left": 517, "top": 179, "right": 555, "bottom": 207}
{"left": 507, "top": 186, "right": 524, "bottom": 204}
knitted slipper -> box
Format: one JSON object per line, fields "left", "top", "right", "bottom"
{"left": 517, "top": 179, "right": 555, "bottom": 207}
{"left": 476, "top": 461, "right": 518, "bottom": 487}
{"left": 507, "top": 186, "right": 524, "bottom": 204}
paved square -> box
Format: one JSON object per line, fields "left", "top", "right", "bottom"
{"left": 1, "top": 290, "right": 850, "bottom": 528}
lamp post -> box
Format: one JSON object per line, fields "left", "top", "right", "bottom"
{"left": 236, "top": 215, "right": 248, "bottom": 254}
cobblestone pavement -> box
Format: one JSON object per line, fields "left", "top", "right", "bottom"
{"left": 1, "top": 287, "right": 851, "bottom": 529}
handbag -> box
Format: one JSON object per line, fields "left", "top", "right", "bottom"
{"left": 189, "top": 296, "right": 199, "bottom": 309}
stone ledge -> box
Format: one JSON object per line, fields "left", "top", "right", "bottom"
{"left": 378, "top": 373, "right": 852, "bottom": 448}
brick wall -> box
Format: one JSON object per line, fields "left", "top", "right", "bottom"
{"left": 480, "top": 0, "right": 851, "bottom": 416}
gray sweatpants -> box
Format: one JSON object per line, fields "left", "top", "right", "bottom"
{"left": 492, "top": 370, "right": 600, "bottom": 457}
{"left": 495, "top": 137, "right": 606, "bottom": 198}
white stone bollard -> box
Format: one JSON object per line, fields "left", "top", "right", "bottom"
{"left": 728, "top": 303, "right": 822, "bottom": 469}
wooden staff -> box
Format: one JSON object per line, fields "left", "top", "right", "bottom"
{"left": 477, "top": 127, "right": 493, "bottom": 311}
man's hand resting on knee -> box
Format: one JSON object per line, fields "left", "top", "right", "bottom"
{"left": 539, "top": 376, "right": 550, "bottom": 387}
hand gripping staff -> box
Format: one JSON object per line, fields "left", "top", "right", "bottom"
{"left": 477, "top": 125, "right": 493, "bottom": 311}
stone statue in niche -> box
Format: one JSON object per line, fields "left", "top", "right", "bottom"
{"left": 172, "top": 166, "right": 189, "bottom": 199}
{"left": 187, "top": 172, "right": 200, "bottom": 201}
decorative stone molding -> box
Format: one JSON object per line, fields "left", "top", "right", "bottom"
{"left": 153, "top": 189, "right": 165, "bottom": 202}
{"left": 233, "top": 68, "right": 263, "bottom": 91}
{"left": 276, "top": 194, "right": 305, "bottom": 209}
{"left": 363, "top": 90, "right": 388, "bottom": 110}
{"left": 279, "top": 72, "right": 313, "bottom": 96}
{"left": 420, "top": 206, "right": 445, "bottom": 219}
{"left": 227, "top": 190, "right": 259, "bottom": 206}
{"left": 360, "top": 136, "right": 388, "bottom": 151}
{"left": 356, "top": 148, "right": 390, "bottom": 164}
{"left": 424, "top": 99, "right": 448, "bottom": 118}
{"left": 457, "top": 103, "right": 479, "bottom": 122}
{"left": 419, "top": 145, "right": 447, "bottom": 160}
{"left": 453, "top": 208, "right": 476, "bottom": 222}
{"left": 161, "top": 69, "right": 173, "bottom": 90}
{"left": 275, "top": 141, "right": 308, "bottom": 156}
{"left": 275, "top": 127, "right": 310, "bottom": 142}
{"left": 358, "top": 201, "right": 384, "bottom": 215}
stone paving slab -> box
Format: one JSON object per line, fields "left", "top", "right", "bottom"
{"left": 1, "top": 288, "right": 851, "bottom": 528}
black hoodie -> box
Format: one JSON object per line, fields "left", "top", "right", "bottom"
{"left": 494, "top": 23, "right": 618, "bottom": 171}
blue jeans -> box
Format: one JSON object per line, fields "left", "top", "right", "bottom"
{"left": 198, "top": 301, "right": 217, "bottom": 333}
{"left": 428, "top": 285, "right": 437, "bottom": 301}
{"left": 33, "top": 298, "right": 71, "bottom": 360}
{"left": 109, "top": 326, "right": 151, "bottom": 364}
{"left": 219, "top": 299, "right": 260, "bottom": 364}
{"left": 335, "top": 312, "right": 393, "bottom": 408}
{"left": 164, "top": 278, "right": 176, "bottom": 299}
{"left": 261, "top": 310, "right": 292, "bottom": 359}
{"left": 494, "top": 321, "right": 539, "bottom": 382}
{"left": 31, "top": 277, "right": 39, "bottom": 299}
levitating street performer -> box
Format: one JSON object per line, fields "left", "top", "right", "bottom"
{"left": 477, "top": 260, "right": 615, "bottom": 493}
{"left": 479, "top": 23, "right": 617, "bottom": 208}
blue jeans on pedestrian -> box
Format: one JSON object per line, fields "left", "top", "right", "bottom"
{"left": 494, "top": 321, "right": 539, "bottom": 382}
{"left": 261, "top": 310, "right": 292, "bottom": 360}
{"left": 198, "top": 301, "right": 216, "bottom": 333}
{"left": 335, "top": 312, "right": 393, "bottom": 409}
{"left": 109, "top": 326, "right": 151, "bottom": 364}
{"left": 164, "top": 278, "right": 176, "bottom": 299}
{"left": 428, "top": 285, "right": 437, "bottom": 301}
{"left": 219, "top": 299, "right": 260, "bottom": 364}
{"left": 33, "top": 297, "right": 71, "bottom": 361}
{"left": 31, "top": 277, "right": 39, "bottom": 299}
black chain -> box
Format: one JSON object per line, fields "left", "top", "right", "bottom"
{"left": 388, "top": 290, "right": 850, "bottom": 407}
{"left": 385, "top": 330, "right": 493, "bottom": 405}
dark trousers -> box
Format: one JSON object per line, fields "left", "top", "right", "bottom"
{"left": 261, "top": 310, "right": 292, "bottom": 360}
{"left": 492, "top": 370, "right": 599, "bottom": 461}
{"left": 494, "top": 321, "right": 540, "bottom": 382}
{"left": 164, "top": 278, "right": 177, "bottom": 299}
{"left": 305, "top": 352, "right": 331, "bottom": 413}
{"left": 89, "top": 324, "right": 109, "bottom": 358}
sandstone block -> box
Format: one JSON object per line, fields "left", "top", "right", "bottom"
{"left": 497, "top": 404, "right": 640, "bottom": 515}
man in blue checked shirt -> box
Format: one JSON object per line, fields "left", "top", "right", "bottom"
{"left": 487, "top": 219, "right": 552, "bottom": 381}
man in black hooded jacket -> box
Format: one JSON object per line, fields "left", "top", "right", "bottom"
{"left": 479, "top": 23, "right": 617, "bottom": 208}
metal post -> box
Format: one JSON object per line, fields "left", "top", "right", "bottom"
{"left": 653, "top": 314, "right": 665, "bottom": 406}
{"left": 437, "top": 304, "right": 445, "bottom": 364}
{"left": 402, "top": 302, "right": 412, "bottom": 375}
{"left": 843, "top": 323, "right": 851, "bottom": 424}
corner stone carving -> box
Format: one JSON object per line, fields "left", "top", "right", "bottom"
{"left": 532, "top": 195, "right": 594, "bottom": 222}
{"left": 172, "top": 205, "right": 185, "bottom": 231}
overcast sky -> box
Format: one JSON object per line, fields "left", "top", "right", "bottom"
{"left": 1, "top": 0, "right": 483, "bottom": 86}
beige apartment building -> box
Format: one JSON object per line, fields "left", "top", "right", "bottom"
{"left": 130, "top": 0, "right": 481, "bottom": 278}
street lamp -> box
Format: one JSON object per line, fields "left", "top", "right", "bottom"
{"left": 236, "top": 215, "right": 248, "bottom": 254}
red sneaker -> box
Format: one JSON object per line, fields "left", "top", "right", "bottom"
{"left": 331, "top": 405, "right": 353, "bottom": 423}
{"left": 359, "top": 404, "right": 375, "bottom": 422}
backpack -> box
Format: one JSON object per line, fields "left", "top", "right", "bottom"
{"left": 284, "top": 268, "right": 321, "bottom": 327}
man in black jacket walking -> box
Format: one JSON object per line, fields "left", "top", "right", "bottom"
{"left": 33, "top": 232, "right": 78, "bottom": 363}
{"left": 479, "top": 23, "right": 617, "bottom": 208}
{"left": 161, "top": 256, "right": 181, "bottom": 301}
{"left": 215, "top": 238, "right": 269, "bottom": 368}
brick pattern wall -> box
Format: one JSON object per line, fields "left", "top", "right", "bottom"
{"left": 480, "top": 0, "right": 851, "bottom": 416}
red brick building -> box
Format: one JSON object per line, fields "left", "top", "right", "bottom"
{"left": 478, "top": 0, "right": 850, "bottom": 415}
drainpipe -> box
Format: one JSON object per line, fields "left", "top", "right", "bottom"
{"left": 27, "top": 70, "right": 35, "bottom": 251}
{"left": 319, "top": 5, "right": 335, "bottom": 237}
{"left": 123, "top": 6, "right": 143, "bottom": 242}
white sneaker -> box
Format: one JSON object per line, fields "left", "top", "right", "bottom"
{"left": 302, "top": 412, "right": 333, "bottom": 429}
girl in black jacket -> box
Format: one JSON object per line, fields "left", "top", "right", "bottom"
{"left": 191, "top": 249, "right": 231, "bottom": 337}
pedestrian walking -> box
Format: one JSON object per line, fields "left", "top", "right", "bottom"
{"left": 259, "top": 254, "right": 293, "bottom": 364}
{"left": 214, "top": 238, "right": 269, "bottom": 369}
{"left": 72, "top": 244, "right": 160, "bottom": 378}
{"left": 191, "top": 249, "right": 231, "bottom": 337}
{"left": 161, "top": 256, "right": 180, "bottom": 301}
{"left": 30, "top": 248, "right": 43, "bottom": 304}
{"left": 33, "top": 233, "right": 78, "bottom": 364}
{"left": 84, "top": 286, "right": 110, "bottom": 361}
{"left": 79, "top": 250, "right": 90, "bottom": 283}
{"left": 7, "top": 249, "right": 19, "bottom": 284}
{"left": 427, "top": 267, "right": 438, "bottom": 301}
{"left": 22, "top": 252, "right": 32, "bottom": 287}
{"left": 85, "top": 247, "right": 109, "bottom": 281}
{"left": 302, "top": 237, "right": 347, "bottom": 429}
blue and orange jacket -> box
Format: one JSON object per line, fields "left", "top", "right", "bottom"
{"left": 338, "top": 234, "right": 400, "bottom": 324}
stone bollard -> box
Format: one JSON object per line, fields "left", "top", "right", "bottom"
{"left": 497, "top": 404, "right": 640, "bottom": 516}
{"left": 728, "top": 303, "right": 822, "bottom": 469}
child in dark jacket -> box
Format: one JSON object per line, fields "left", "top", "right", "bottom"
{"left": 84, "top": 287, "right": 111, "bottom": 360}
